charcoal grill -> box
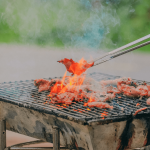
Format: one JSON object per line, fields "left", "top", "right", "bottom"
{"left": 0, "top": 72, "right": 150, "bottom": 150}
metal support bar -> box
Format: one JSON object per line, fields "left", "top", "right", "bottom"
{"left": 53, "top": 126, "right": 60, "bottom": 150}
{"left": 127, "top": 145, "right": 150, "bottom": 150}
{"left": 0, "top": 120, "right": 6, "bottom": 150}
{"left": 9, "top": 140, "right": 45, "bottom": 147}
{"left": 9, "top": 147, "right": 77, "bottom": 150}
{"left": 5, "top": 126, "right": 84, "bottom": 150}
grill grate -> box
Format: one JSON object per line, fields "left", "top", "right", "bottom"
{"left": 0, "top": 72, "right": 150, "bottom": 124}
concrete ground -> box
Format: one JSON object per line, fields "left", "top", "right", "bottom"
{"left": 0, "top": 44, "right": 150, "bottom": 147}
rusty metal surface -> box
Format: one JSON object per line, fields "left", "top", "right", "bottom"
{"left": 0, "top": 101, "right": 91, "bottom": 149}
{"left": 8, "top": 137, "right": 84, "bottom": 150}
{"left": 0, "top": 120, "right": 6, "bottom": 150}
{"left": 1, "top": 73, "right": 150, "bottom": 149}
{"left": 127, "top": 145, "right": 150, "bottom": 150}
{"left": 53, "top": 126, "right": 60, "bottom": 150}
{"left": 9, "top": 140, "right": 45, "bottom": 147}
{"left": 8, "top": 148, "right": 80, "bottom": 150}
{"left": 0, "top": 101, "right": 150, "bottom": 150}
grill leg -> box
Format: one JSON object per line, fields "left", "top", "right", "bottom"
{"left": 53, "top": 126, "right": 60, "bottom": 150}
{"left": 0, "top": 120, "right": 6, "bottom": 150}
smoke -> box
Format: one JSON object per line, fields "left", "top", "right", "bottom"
{"left": 1, "top": 0, "right": 59, "bottom": 45}
{"left": 0, "top": 0, "right": 120, "bottom": 49}
{"left": 56, "top": 0, "right": 120, "bottom": 50}
{"left": 71, "top": 14, "right": 105, "bottom": 49}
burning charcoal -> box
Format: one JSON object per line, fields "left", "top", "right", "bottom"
{"left": 88, "top": 102, "right": 113, "bottom": 109}
{"left": 146, "top": 98, "right": 150, "bottom": 105}
{"left": 34, "top": 79, "right": 51, "bottom": 92}
{"left": 147, "top": 85, "right": 150, "bottom": 90}
{"left": 100, "top": 78, "right": 126, "bottom": 86}
{"left": 30, "top": 89, "right": 39, "bottom": 97}
{"left": 130, "top": 81, "right": 137, "bottom": 87}
{"left": 103, "top": 93, "right": 116, "bottom": 102}
{"left": 34, "top": 78, "right": 62, "bottom": 92}
{"left": 34, "top": 69, "right": 150, "bottom": 111}
{"left": 133, "top": 107, "right": 147, "bottom": 116}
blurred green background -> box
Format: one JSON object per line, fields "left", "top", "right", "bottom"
{"left": 0, "top": 0, "right": 150, "bottom": 51}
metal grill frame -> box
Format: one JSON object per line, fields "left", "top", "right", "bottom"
{"left": 1, "top": 120, "right": 150, "bottom": 150}
{"left": 0, "top": 120, "right": 84, "bottom": 150}
{"left": 0, "top": 72, "right": 150, "bottom": 125}
{"left": 1, "top": 72, "right": 150, "bottom": 150}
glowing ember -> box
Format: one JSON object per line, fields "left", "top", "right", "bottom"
{"left": 58, "top": 58, "right": 94, "bottom": 75}
{"left": 34, "top": 65, "right": 150, "bottom": 113}
{"left": 101, "top": 111, "right": 108, "bottom": 119}
{"left": 34, "top": 79, "right": 51, "bottom": 92}
{"left": 34, "top": 78, "right": 61, "bottom": 92}
{"left": 88, "top": 102, "right": 113, "bottom": 109}
{"left": 47, "top": 73, "right": 87, "bottom": 105}
{"left": 134, "top": 107, "right": 147, "bottom": 116}
{"left": 34, "top": 58, "right": 113, "bottom": 110}
{"left": 84, "top": 103, "right": 88, "bottom": 106}
{"left": 136, "top": 103, "right": 140, "bottom": 106}
{"left": 105, "top": 77, "right": 150, "bottom": 98}
{"left": 146, "top": 98, "right": 150, "bottom": 105}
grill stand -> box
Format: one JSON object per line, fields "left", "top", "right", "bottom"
{"left": 53, "top": 126, "right": 60, "bottom": 150}
{"left": 1, "top": 120, "right": 150, "bottom": 150}
{"left": 0, "top": 120, "right": 6, "bottom": 150}
{"left": 0, "top": 124, "right": 75, "bottom": 150}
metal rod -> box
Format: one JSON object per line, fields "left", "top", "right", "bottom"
{"left": 111, "top": 41, "right": 150, "bottom": 59}
{"left": 9, "top": 147, "right": 76, "bottom": 150}
{"left": 93, "top": 58, "right": 111, "bottom": 66}
{"left": 0, "top": 120, "right": 6, "bottom": 150}
{"left": 108, "top": 34, "right": 150, "bottom": 55}
{"left": 53, "top": 126, "right": 60, "bottom": 150}
{"left": 10, "top": 140, "right": 45, "bottom": 147}
{"left": 93, "top": 40, "right": 150, "bottom": 66}
{"left": 93, "top": 34, "right": 150, "bottom": 63}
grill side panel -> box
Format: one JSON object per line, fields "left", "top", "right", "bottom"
{"left": 0, "top": 73, "right": 150, "bottom": 124}
{"left": 0, "top": 101, "right": 149, "bottom": 149}
{"left": 130, "top": 119, "right": 147, "bottom": 148}
{"left": 89, "top": 121, "right": 127, "bottom": 150}
{"left": 89, "top": 118, "right": 148, "bottom": 150}
{"left": 0, "top": 101, "right": 93, "bottom": 149}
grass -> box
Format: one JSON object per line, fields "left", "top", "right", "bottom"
{"left": 0, "top": 22, "right": 20, "bottom": 43}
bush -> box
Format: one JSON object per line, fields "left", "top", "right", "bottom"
{"left": 0, "top": 0, "right": 150, "bottom": 51}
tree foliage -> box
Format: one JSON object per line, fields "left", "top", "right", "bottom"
{"left": 0, "top": 0, "right": 149, "bottom": 51}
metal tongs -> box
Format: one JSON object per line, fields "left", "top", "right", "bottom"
{"left": 93, "top": 34, "right": 150, "bottom": 66}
